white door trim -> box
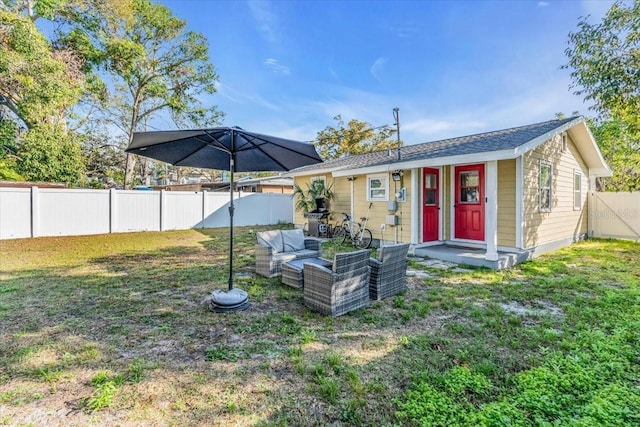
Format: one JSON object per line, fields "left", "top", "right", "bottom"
{"left": 485, "top": 160, "right": 499, "bottom": 261}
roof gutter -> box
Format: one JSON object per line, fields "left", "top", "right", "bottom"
{"left": 331, "top": 148, "right": 518, "bottom": 177}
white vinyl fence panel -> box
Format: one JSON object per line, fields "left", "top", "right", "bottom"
{"left": 115, "top": 190, "right": 161, "bottom": 232}
{"left": 589, "top": 191, "right": 640, "bottom": 240}
{"left": 163, "top": 191, "right": 206, "bottom": 230}
{"left": 0, "top": 188, "right": 31, "bottom": 239}
{"left": 0, "top": 187, "right": 294, "bottom": 240}
{"left": 38, "top": 188, "right": 111, "bottom": 237}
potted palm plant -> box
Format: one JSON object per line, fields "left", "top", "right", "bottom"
{"left": 293, "top": 179, "right": 334, "bottom": 214}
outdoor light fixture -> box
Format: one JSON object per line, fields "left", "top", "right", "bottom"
{"left": 392, "top": 170, "right": 403, "bottom": 181}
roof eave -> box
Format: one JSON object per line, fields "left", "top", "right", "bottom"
{"left": 331, "top": 149, "right": 518, "bottom": 177}
{"left": 289, "top": 117, "right": 612, "bottom": 178}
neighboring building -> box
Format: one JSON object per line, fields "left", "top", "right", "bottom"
{"left": 288, "top": 117, "right": 611, "bottom": 268}
{"left": 0, "top": 181, "right": 67, "bottom": 189}
{"left": 152, "top": 175, "right": 293, "bottom": 193}
{"left": 236, "top": 176, "right": 293, "bottom": 194}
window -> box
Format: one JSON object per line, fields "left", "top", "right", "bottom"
{"left": 310, "top": 176, "right": 326, "bottom": 187}
{"left": 424, "top": 173, "right": 437, "bottom": 206}
{"left": 562, "top": 133, "right": 568, "bottom": 152}
{"left": 367, "top": 174, "right": 388, "bottom": 201}
{"left": 574, "top": 170, "right": 582, "bottom": 210}
{"left": 459, "top": 171, "right": 480, "bottom": 204}
{"left": 539, "top": 162, "right": 552, "bottom": 212}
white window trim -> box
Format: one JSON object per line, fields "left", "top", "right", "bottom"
{"left": 574, "top": 170, "right": 582, "bottom": 211}
{"left": 366, "top": 173, "right": 389, "bottom": 201}
{"left": 539, "top": 161, "right": 552, "bottom": 213}
{"left": 310, "top": 176, "right": 326, "bottom": 186}
{"left": 561, "top": 133, "right": 568, "bottom": 152}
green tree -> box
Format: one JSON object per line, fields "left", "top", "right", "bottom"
{"left": 78, "top": 0, "right": 222, "bottom": 188}
{"left": 16, "top": 125, "right": 84, "bottom": 183}
{"left": 0, "top": 9, "right": 85, "bottom": 183}
{"left": 314, "top": 115, "right": 397, "bottom": 160}
{"left": 564, "top": 1, "right": 639, "bottom": 121}
{"left": 0, "top": 9, "right": 84, "bottom": 128}
{"left": 0, "top": 117, "right": 23, "bottom": 180}
{"left": 588, "top": 114, "right": 640, "bottom": 191}
{"left": 564, "top": 1, "right": 639, "bottom": 191}
{"left": 80, "top": 130, "right": 126, "bottom": 188}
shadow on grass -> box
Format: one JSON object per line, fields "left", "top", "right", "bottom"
{"left": 0, "top": 237, "right": 638, "bottom": 425}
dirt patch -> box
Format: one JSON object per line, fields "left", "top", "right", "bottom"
{"left": 500, "top": 301, "right": 563, "bottom": 318}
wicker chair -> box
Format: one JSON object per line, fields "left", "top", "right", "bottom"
{"left": 303, "top": 249, "right": 371, "bottom": 317}
{"left": 255, "top": 229, "right": 322, "bottom": 278}
{"left": 368, "top": 243, "right": 410, "bottom": 300}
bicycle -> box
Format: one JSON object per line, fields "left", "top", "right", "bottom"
{"left": 331, "top": 204, "right": 373, "bottom": 249}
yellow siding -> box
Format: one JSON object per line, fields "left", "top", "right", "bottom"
{"left": 396, "top": 169, "right": 413, "bottom": 243}
{"left": 294, "top": 170, "right": 414, "bottom": 242}
{"left": 497, "top": 159, "right": 516, "bottom": 247}
{"left": 442, "top": 166, "right": 450, "bottom": 241}
{"left": 328, "top": 176, "right": 351, "bottom": 224}
{"left": 523, "top": 134, "right": 589, "bottom": 248}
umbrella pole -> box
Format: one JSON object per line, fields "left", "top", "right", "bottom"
{"left": 228, "top": 156, "right": 234, "bottom": 291}
{"left": 209, "top": 129, "right": 249, "bottom": 313}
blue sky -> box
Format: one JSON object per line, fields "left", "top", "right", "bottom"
{"left": 160, "top": 0, "right": 615, "bottom": 144}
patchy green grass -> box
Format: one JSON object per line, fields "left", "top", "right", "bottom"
{"left": 0, "top": 230, "right": 638, "bottom": 426}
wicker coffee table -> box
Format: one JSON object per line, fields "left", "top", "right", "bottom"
{"left": 282, "top": 257, "right": 333, "bottom": 289}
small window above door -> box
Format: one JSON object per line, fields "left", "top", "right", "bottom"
{"left": 459, "top": 171, "right": 480, "bottom": 204}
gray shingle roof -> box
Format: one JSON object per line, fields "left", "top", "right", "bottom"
{"left": 292, "top": 117, "right": 579, "bottom": 174}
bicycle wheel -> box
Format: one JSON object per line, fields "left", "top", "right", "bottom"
{"left": 355, "top": 228, "right": 372, "bottom": 249}
{"left": 332, "top": 225, "right": 347, "bottom": 244}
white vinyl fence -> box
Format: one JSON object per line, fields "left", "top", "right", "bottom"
{"left": 588, "top": 191, "right": 640, "bottom": 240}
{"left": 0, "top": 187, "right": 294, "bottom": 240}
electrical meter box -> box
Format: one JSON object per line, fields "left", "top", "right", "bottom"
{"left": 386, "top": 215, "right": 398, "bottom": 225}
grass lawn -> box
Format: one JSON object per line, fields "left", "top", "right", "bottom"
{"left": 0, "top": 227, "right": 638, "bottom": 426}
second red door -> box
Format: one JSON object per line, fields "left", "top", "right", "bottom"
{"left": 454, "top": 164, "right": 485, "bottom": 241}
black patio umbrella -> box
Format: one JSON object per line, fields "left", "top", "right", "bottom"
{"left": 126, "top": 127, "right": 323, "bottom": 312}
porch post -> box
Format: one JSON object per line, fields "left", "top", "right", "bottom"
{"left": 411, "top": 168, "right": 420, "bottom": 244}
{"left": 485, "top": 161, "right": 499, "bottom": 261}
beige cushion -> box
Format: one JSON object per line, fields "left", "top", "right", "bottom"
{"left": 257, "top": 230, "right": 284, "bottom": 253}
{"left": 282, "top": 229, "right": 306, "bottom": 252}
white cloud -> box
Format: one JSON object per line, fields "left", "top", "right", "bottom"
{"left": 217, "top": 82, "right": 281, "bottom": 111}
{"left": 402, "top": 116, "right": 487, "bottom": 142}
{"left": 248, "top": 1, "right": 278, "bottom": 44}
{"left": 264, "top": 58, "right": 291, "bottom": 75}
{"left": 387, "top": 24, "right": 420, "bottom": 39}
{"left": 538, "top": 1, "right": 549, "bottom": 7}
{"left": 370, "top": 57, "right": 388, "bottom": 81}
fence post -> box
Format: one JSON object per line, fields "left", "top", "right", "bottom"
{"left": 159, "top": 190, "right": 166, "bottom": 231}
{"left": 31, "top": 186, "right": 39, "bottom": 238}
{"left": 109, "top": 188, "right": 117, "bottom": 234}
{"left": 201, "top": 190, "right": 207, "bottom": 228}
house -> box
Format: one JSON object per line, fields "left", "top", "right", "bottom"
{"left": 153, "top": 175, "right": 293, "bottom": 193}
{"left": 236, "top": 176, "right": 294, "bottom": 194}
{"left": 288, "top": 116, "right": 612, "bottom": 268}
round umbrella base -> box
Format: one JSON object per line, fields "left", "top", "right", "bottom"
{"left": 209, "top": 289, "right": 250, "bottom": 313}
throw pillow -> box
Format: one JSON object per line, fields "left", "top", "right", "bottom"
{"left": 257, "top": 230, "right": 284, "bottom": 253}
{"left": 282, "top": 229, "right": 306, "bottom": 252}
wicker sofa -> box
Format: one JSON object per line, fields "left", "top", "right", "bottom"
{"left": 303, "top": 249, "right": 371, "bottom": 317}
{"left": 368, "top": 243, "right": 410, "bottom": 300}
{"left": 255, "top": 229, "right": 322, "bottom": 278}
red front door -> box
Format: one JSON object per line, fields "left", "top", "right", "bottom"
{"left": 423, "top": 168, "right": 439, "bottom": 242}
{"left": 454, "top": 164, "right": 484, "bottom": 241}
